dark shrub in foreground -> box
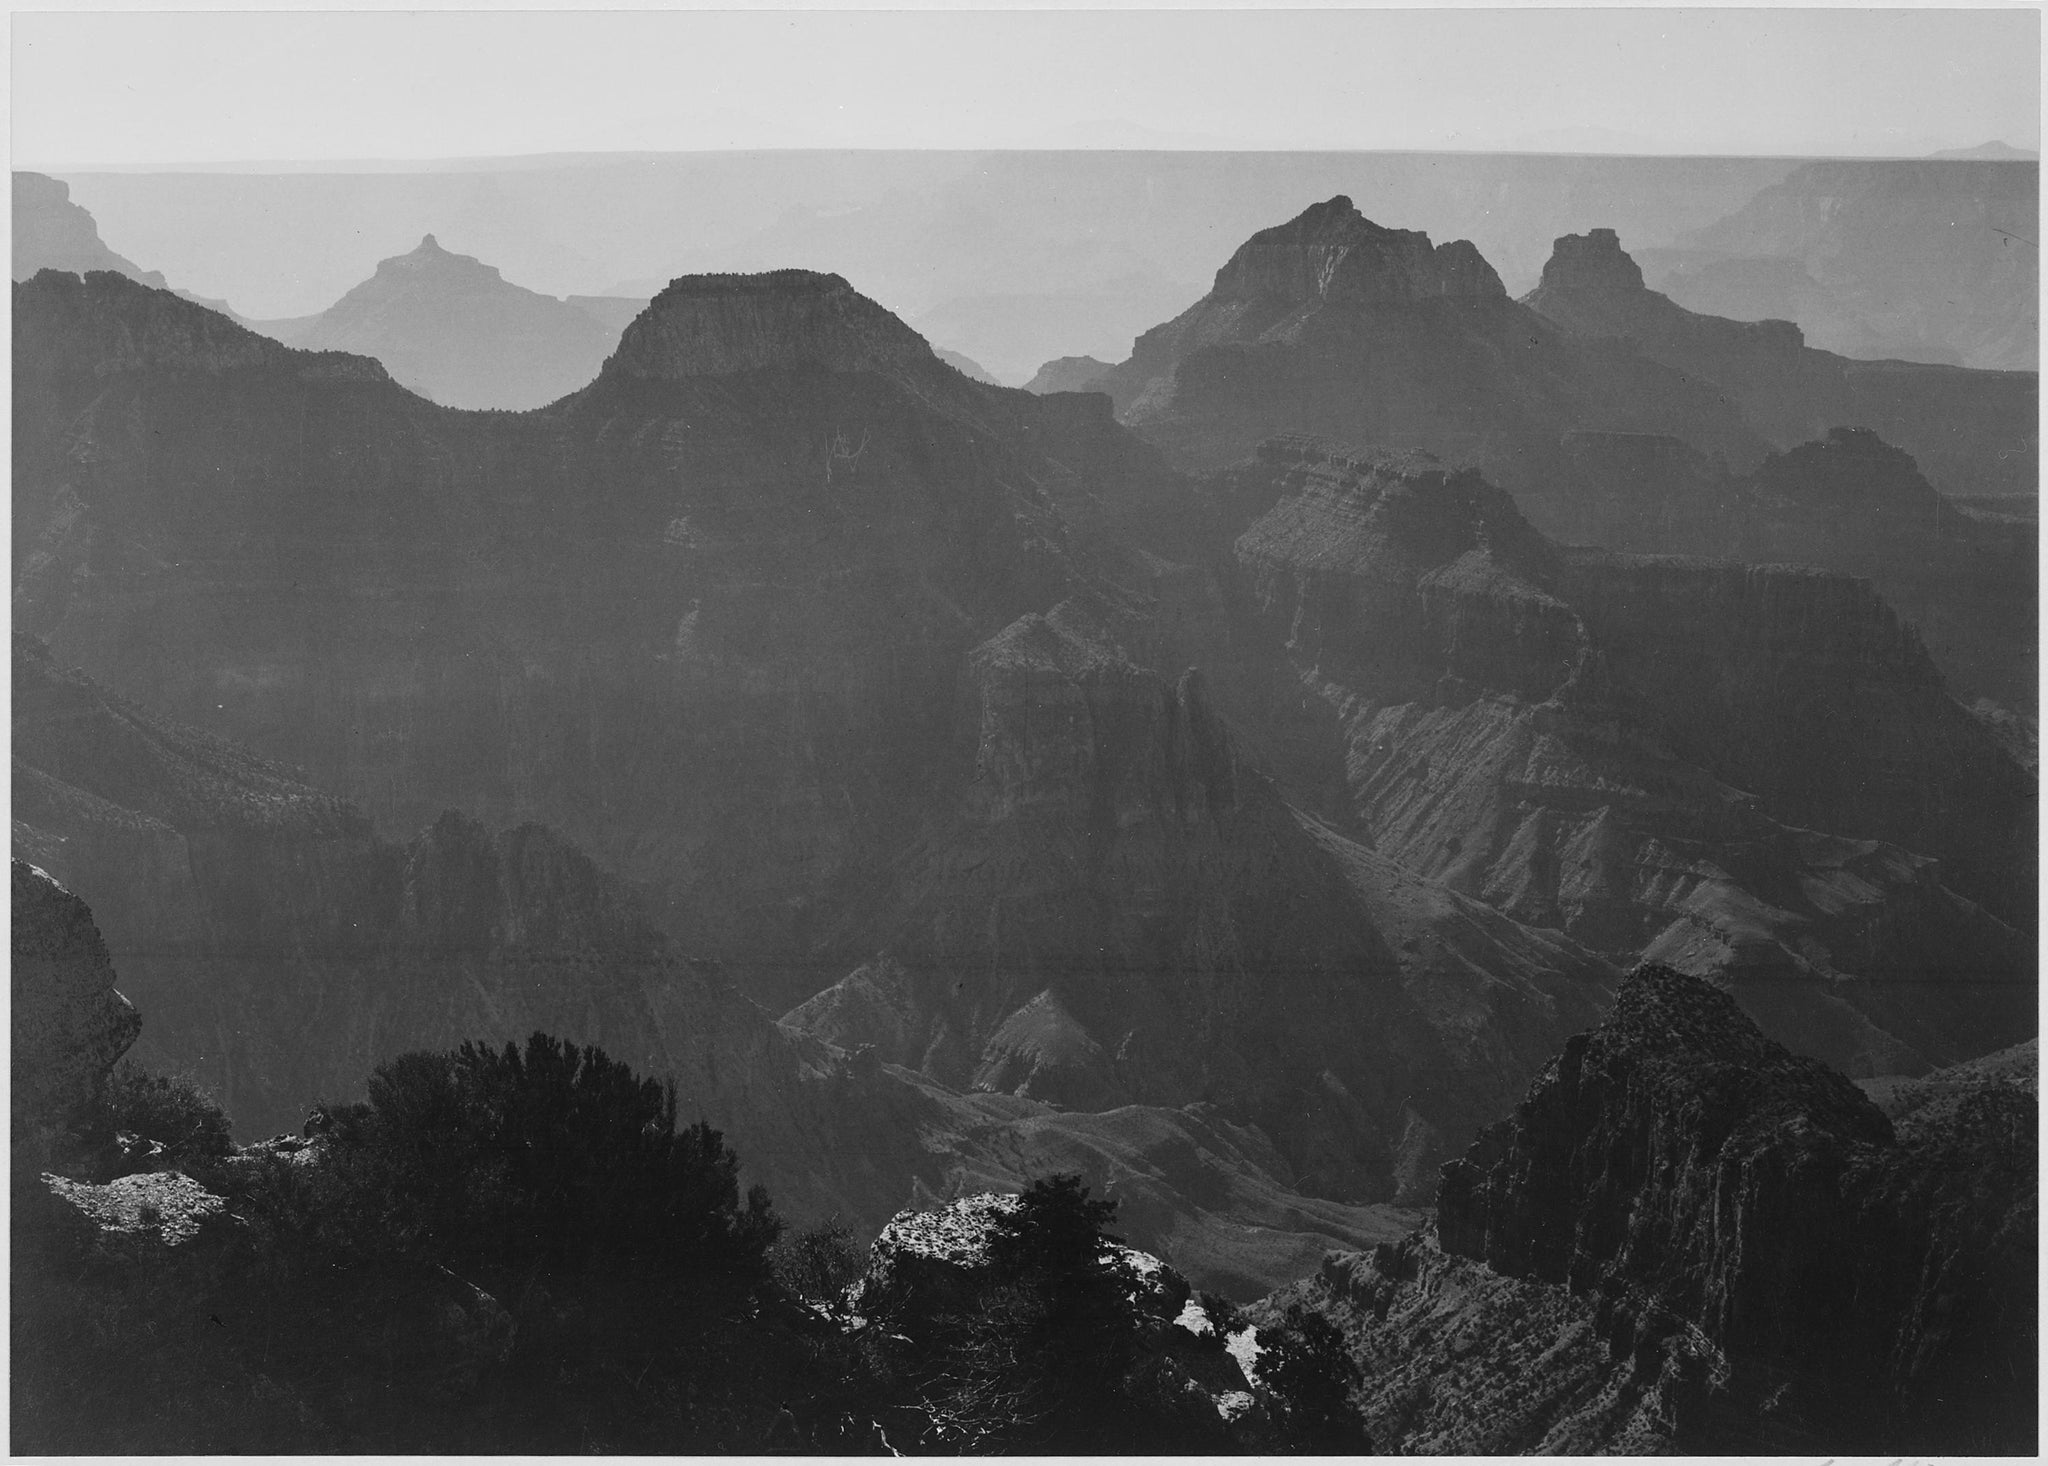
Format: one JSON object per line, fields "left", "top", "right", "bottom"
{"left": 104, "top": 1062, "right": 235, "bottom": 1169}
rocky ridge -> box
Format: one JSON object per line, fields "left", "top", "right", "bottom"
{"left": 1523, "top": 226, "right": 2037, "bottom": 502}
{"left": 603, "top": 269, "right": 952, "bottom": 389}
{"left": 1023, "top": 354, "right": 1113, "bottom": 395}
{"left": 1199, "top": 438, "right": 2033, "bottom": 1075}
{"left": 1658, "top": 157, "right": 2038, "bottom": 371}
{"left": 789, "top": 599, "right": 1615, "bottom": 1206}
{"left": 12, "top": 173, "right": 166, "bottom": 287}
{"left": 12, "top": 636, "right": 1424, "bottom": 1296}
{"left": 12, "top": 263, "right": 2032, "bottom": 1292}
{"left": 1096, "top": 196, "right": 1769, "bottom": 488}
{"left": 1554, "top": 425, "right": 2035, "bottom": 709}
{"left": 1258, "top": 963, "right": 2037, "bottom": 1453}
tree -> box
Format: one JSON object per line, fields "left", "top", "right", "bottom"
{"left": 331, "top": 1033, "right": 781, "bottom": 1288}
{"left": 102, "top": 1062, "right": 235, "bottom": 1169}
{"left": 911, "top": 1175, "right": 1155, "bottom": 1451}
{"left": 1259, "top": 1302, "right": 1371, "bottom": 1451}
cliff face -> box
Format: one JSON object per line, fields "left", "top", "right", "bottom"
{"left": 1204, "top": 195, "right": 1505, "bottom": 310}
{"left": 1549, "top": 425, "right": 2036, "bottom": 711}
{"left": 12, "top": 173, "right": 166, "bottom": 287}
{"left": 14, "top": 263, "right": 2030, "bottom": 1300}
{"left": 1096, "top": 197, "right": 1768, "bottom": 490}
{"left": 791, "top": 601, "right": 1613, "bottom": 1206}
{"left": 1205, "top": 438, "right": 2032, "bottom": 1076}
{"left": 1434, "top": 963, "right": 2036, "bottom": 1451}
{"left": 1262, "top": 965, "right": 2036, "bottom": 1454}
{"left": 13, "top": 637, "right": 1434, "bottom": 1297}
{"left": 291, "top": 235, "right": 617, "bottom": 410}
{"left": 1554, "top": 547, "right": 2034, "bottom": 919}
{"left": 1524, "top": 227, "right": 2038, "bottom": 502}
{"left": 606, "top": 270, "right": 949, "bottom": 388}
{"left": 11, "top": 859, "right": 142, "bottom": 1135}
{"left": 10, "top": 269, "right": 1098, "bottom": 1002}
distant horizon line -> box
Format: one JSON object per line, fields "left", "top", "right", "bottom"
{"left": 23, "top": 143, "right": 2042, "bottom": 175}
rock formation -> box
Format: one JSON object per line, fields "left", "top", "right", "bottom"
{"left": 1023, "top": 354, "right": 1113, "bottom": 394}
{"left": 1082, "top": 198, "right": 2034, "bottom": 526}
{"left": 11, "top": 264, "right": 2033, "bottom": 1296}
{"left": 1555, "top": 426, "right": 2036, "bottom": 710}
{"left": 790, "top": 600, "right": 1614, "bottom": 1205}
{"left": 1523, "top": 226, "right": 2038, "bottom": 503}
{"left": 1655, "top": 157, "right": 2038, "bottom": 371}
{"left": 12, "top": 636, "right": 1426, "bottom": 1296}
{"left": 847, "top": 1192, "right": 1311, "bottom": 1449}
{"left": 10, "top": 268, "right": 1096, "bottom": 990}
{"left": 1259, "top": 964, "right": 2037, "bottom": 1453}
{"left": 932, "top": 345, "right": 998, "bottom": 383}
{"left": 1197, "top": 438, "right": 2034, "bottom": 1074}
{"left": 1095, "top": 196, "right": 1769, "bottom": 488}
{"left": 12, "top": 173, "right": 166, "bottom": 287}
{"left": 288, "top": 235, "right": 620, "bottom": 409}
{"left": 11, "top": 859, "right": 142, "bottom": 1136}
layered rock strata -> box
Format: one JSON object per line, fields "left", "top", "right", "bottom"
{"left": 1258, "top": 964, "right": 2036, "bottom": 1453}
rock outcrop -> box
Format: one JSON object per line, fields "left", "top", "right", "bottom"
{"left": 603, "top": 269, "right": 949, "bottom": 389}
{"left": 289, "top": 234, "right": 619, "bottom": 409}
{"left": 12, "top": 638, "right": 1429, "bottom": 1297}
{"left": 12, "top": 173, "right": 167, "bottom": 287}
{"left": 11, "top": 268, "right": 1101, "bottom": 1000}
{"left": 1203, "top": 194, "right": 1506, "bottom": 308}
{"left": 1023, "top": 354, "right": 1113, "bottom": 394}
{"left": 1095, "top": 196, "right": 1768, "bottom": 487}
{"left": 791, "top": 600, "right": 1614, "bottom": 1207}
{"left": 1524, "top": 226, "right": 2038, "bottom": 502}
{"left": 13, "top": 261, "right": 2031, "bottom": 1301}
{"left": 1261, "top": 964, "right": 2037, "bottom": 1454}
{"left": 1548, "top": 425, "right": 2036, "bottom": 710}
{"left": 847, "top": 1192, "right": 1303, "bottom": 1449}
{"left": 12, "top": 859, "right": 142, "bottom": 1135}
{"left": 1085, "top": 197, "right": 2033, "bottom": 525}
{"left": 1202, "top": 438, "right": 2034, "bottom": 1073}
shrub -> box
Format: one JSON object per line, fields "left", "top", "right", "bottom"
{"left": 300, "top": 1033, "right": 781, "bottom": 1290}
{"left": 772, "top": 1217, "right": 865, "bottom": 1303}
{"left": 104, "top": 1062, "right": 234, "bottom": 1168}
{"left": 1258, "top": 1302, "right": 1371, "bottom": 1451}
{"left": 907, "top": 1174, "right": 1160, "bottom": 1452}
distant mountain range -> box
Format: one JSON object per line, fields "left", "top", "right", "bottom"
{"left": 41, "top": 150, "right": 2033, "bottom": 383}
{"left": 1637, "top": 157, "right": 2037, "bottom": 369}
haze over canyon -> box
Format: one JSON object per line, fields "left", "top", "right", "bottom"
{"left": 12, "top": 143, "right": 2036, "bottom": 1455}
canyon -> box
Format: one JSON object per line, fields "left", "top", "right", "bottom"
{"left": 11, "top": 165, "right": 2035, "bottom": 1452}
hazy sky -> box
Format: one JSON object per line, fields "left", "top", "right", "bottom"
{"left": 12, "top": 6, "right": 2042, "bottom": 167}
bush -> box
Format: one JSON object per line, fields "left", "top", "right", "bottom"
{"left": 201, "top": 1034, "right": 807, "bottom": 1451}
{"left": 294, "top": 1033, "right": 781, "bottom": 1290}
{"left": 104, "top": 1062, "right": 234, "bottom": 1168}
{"left": 1258, "top": 1302, "right": 1371, "bottom": 1451}
{"left": 904, "top": 1174, "right": 1163, "bottom": 1452}
{"left": 772, "top": 1217, "right": 865, "bottom": 1304}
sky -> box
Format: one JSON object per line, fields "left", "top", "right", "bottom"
{"left": 11, "top": 6, "right": 2042, "bottom": 167}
